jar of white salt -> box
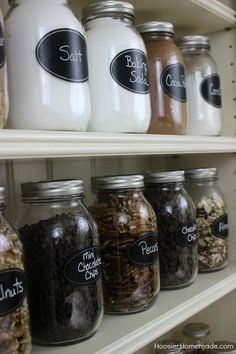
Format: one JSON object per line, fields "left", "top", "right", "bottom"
{"left": 177, "top": 36, "right": 222, "bottom": 136}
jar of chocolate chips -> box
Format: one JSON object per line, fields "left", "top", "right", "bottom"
{"left": 185, "top": 168, "right": 229, "bottom": 272}
{"left": 90, "top": 175, "right": 160, "bottom": 314}
{"left": 18, "top": 180, "right": 103, "bottom": 345}
{"left": 144, "top": 171, "right": 198, "bottom": 289}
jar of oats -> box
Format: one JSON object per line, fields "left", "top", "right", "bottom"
{"left": 185, "top": 168, "right": 229, "bottom": 272}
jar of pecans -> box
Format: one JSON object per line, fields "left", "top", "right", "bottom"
{"left": 90, "top": 175, "right": 160, "bottom": 314}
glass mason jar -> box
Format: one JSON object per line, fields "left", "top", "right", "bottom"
{"left": 183, "top": 322, "right": 211, "bottom": 354}
{"left": 82, "top": 1, "right": 151, "bottom": 133}
{"left": 212, "top": 341, "right": 236, "bottom": 354}
{"left": 90, "top": 175, "right": 160, "bottom": 314}
{"left": 177, "top": 36, "right": 222, "bottom": 136}
{"left": 155, "top": 340, "right": 184, "bottom": 354}
{"left": 0, "top": 187, "right": 31, "bottom": 354}
{"left": 5, "top": 0, "right": 91, "bottom": 131}
{"left": 144, "top": 171, "right": 198, "bottom": 289}
{"left": 136, "top": 22, "right": 187, "bottom": 135}
{"left": 185, "top": 168, "right": 229, "bottom": 272}
{"left": 17, "top": 180, "right": 103, "bottom": 345}
{"left": 0, "top": 10, "right": 9, "bottom": 128}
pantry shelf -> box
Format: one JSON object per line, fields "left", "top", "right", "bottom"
{"left": 32, "top": 261, "right": 236, "bottom": 354}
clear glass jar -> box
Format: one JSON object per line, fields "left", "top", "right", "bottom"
{"left": 82, "top": 1, "right": 151, "bottom": 133}
{"left": 17, "top": 180, "right": 103, "bottom": 345}
{"left": 183, "top": 322, "right": 211, "bottom": 354}
{"left": 0, "top": 10, "right": 9, "bottom": 128}
{"left": 144, "top": 171, "right": 198, "bottom": 289}
{"left": 90, "top": 175, "right": 159, "bottom": 314}
{"left": 212, "top": 341, "right": 236, "bottom": 354}
{"left": 137, "top": 22, "right": 187, "bottom": 135}
{"left": 185, "top": 168, "right": 229, "bottom": 272}
{"left": 178, "top": 36, "right": 222, "bottom": 136}
{"left": 0, "top": 187, "right": 31, "bottom": 354}
{"left": 5, "top": 0, "right": 91, "bottom": 131}
{"left": 155, "top": 339, "right": 184, "bottom": 354}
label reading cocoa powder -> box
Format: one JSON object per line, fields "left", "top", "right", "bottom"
{"left": 36, "top": 28, "right": 88, "bottom": 83}
{"left": 0, "top": 23, "right": 5, "bottom": 68}
{"left": 160, "top": 63, "right": 186, "bottom": 102}
{"left": 200, "top": 74, "right": 222, "bottom": 108}
{"left": 127, "top": 233, "right": 159, "bottom": 266}
{"left": 175, "top": 220, "right": 197, "bottom": 247}
{"left": 212, "top": 213, "right": 228, "bottom": 239}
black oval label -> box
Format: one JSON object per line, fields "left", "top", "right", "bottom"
{"left": 0, "top": 22, "right": 6, "bottom": 68}
{"left": 64, "top": 247, "right": 102, "bottom": 285}
{"left": 212, "top": 213, "right": 228, "bottom": 239}
{"left": 200, "top": 74, "right": 222, "bottom": 108}
{"left": 160, "top": 63, "right": 186, "bottom": 102}
{"left": 110, "top": 49, "right": 150, "bottom": 94}
{"left": 127, "top": 233, "right": 159, "bottom": 266}
{"left": 36, "top": 28, "right": 88, "bottom": 83}
{"left": 175, "top": 220, "right": 197, "bottom": 247}
{"left": 0, "top": 269, "right": 27, "bottom": 317}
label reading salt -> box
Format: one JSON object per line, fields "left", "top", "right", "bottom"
{"left": 160, "top": 63, "right": 186, "bottom": 102}
{"left": 200, "top": 74, "right": 222, "bottom": 108}
{"left": 36, "top": 28, "right": 88, "bottom": 83}
{"left": 212, "top": 213, "right": 228, "bottom": 239}
{"left": 127, "top": 233, "right": 159, "bottom": 266}
{"left": 0, "top": 23, "right": 5, "bottom": 68}
{"left": 175, "top": 220, "right": 197, "bottom": 247}
{"left": 110, "top": 49, "right": 150, "bottom": 94}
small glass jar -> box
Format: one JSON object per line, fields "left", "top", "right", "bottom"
{"left": 0, "top": 187, "right": 31, "bottom": 354}
{"left": 82, "top": 1, "right": 151, "bottom": 133}
{"left": 177, "top": 36, "right": 222, "bottom": 136}
{"left": 136, "top": 22, "right": 187, "bottom": 135}
{"left": 155, "top": 339, "right": 184, "bottom": 354}
{"left": 90, "top": 175, "right": 159, "bottom": 314}
{"left": 144, "top": 171, "right": 198, "bottom": 289}
{"left": 183, "top": 322, "right": 211, "bottom": 354}
{"left": 212, "top": 341, "right": 236, "bottom": 354}
{"left": 17, "top": 180, "right": 103, "bottom": 345}
{"left": 0, "top": 10, "right": 9, "bottom": 128}
{"left": 185, "top": 168, "right": 229, "bottom": 272}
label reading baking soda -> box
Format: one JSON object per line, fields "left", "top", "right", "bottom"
{"left": 175, "top": 220, "right": 197, "bottom": 247}
{"left": 36, "top": 28, "right": 88, "bottom": 83}
{"left": 0, "top": 23, "right": 6, "bottom": 68}
{"left": 127, "top": 233, "right": 159, "bottom": 266}
{"left": 160, "top": 63, "right": 186, "bottom": 102}
{"left": 200, "top": 74, "right": 222, "bottom": 108}
{"left": 212, "top": 213, "right": 228, "bottom": 239}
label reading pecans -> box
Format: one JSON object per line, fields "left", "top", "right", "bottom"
{"left": 0, "top": 23, "right": 5, "bottom": 68}
{"left": 0, "top": 269, "right": 27, "bottom": 317}
{"left": 110, "top": 49, "right": 150, "bottom": 94}
{"left": 64, "top": 247, "right": 102, "bottom": 285}
{"left": 36, "top": 28, "right": 88, "bottom": 83}
{"left": 175, "top": 220, "right": 197, "bottom": 247}
{"left": 212, "top": 213, "right": 228, "bottom": 239}
{"left": 127, "top": 233, "right": 159, "bottom": 266}
{"left": 160, "top": 63, "right": 186, "bottom": 102}
{"left": 200, "top": 74, "right": 222, "bottom": 108}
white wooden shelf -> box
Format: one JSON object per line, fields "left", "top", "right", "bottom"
{"left": 32, "top": 261, "right": 236, "bottom": 354}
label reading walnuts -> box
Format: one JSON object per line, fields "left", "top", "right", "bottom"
{"left": 212, "top": 213, "right": 228, "bottom": 239}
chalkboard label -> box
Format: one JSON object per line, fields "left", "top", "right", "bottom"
{"left": 160, "top": 63, "right": 186, "bottom": 102}
{"left": 127, "top": 233, "right": 159, "bottom": 266}
{"left": 175, "top": 220, "right": 197, "bottom": 247}
{"left": 200, "top": 74, "right": 222, "bottom": 108}
{"left": 0, "top": 269, "right": 27, "bottom": 317}
{"left": 36, "top": 28, "right": 88, "bottom": 83}
{"left": 110, "top": 49, "right": 150, "bottom": 94}
{"left": 212, "top": 213, "right": 228, "bottom": 239}
{"left": 64, "top": 247, "right": 102, "bottom": 285}
{"left": 0, "top": 23, "right": 5, "bottom": 68}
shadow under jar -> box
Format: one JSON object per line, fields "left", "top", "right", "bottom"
{"left": 90, "top": 175, "right": 160, "bottom": 314}
{"left": 144, "top": 171, "right": 198, "bottom": 289}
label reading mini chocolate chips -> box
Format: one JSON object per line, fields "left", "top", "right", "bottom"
{"left": 0, "top": 269, "right": 27, "bottom": 317}
{"left": 175, "top": 220, "right": 197, "bottom": 247}
{"left": 127, "top": 233, "right": 159, "bottom": 266}
{"left": 212, "top": 213, "right": 228, "bottom": 239}
{"left": 64, "top": 247, "right": 102, "bottom": 285}
{"left": 160, "top": 63, "right": 186, "bottom": 102}
{"left": 200, "top": 74, "right": 222, "bottom": 108}
{"left": 0, "top": 23, "right": 5, "bottom": 68}
{"left": 36, "top": 28, "right": 88, "bottom": 83}
{"left": 110, "top": 49, "right": 150, "bottom": 94}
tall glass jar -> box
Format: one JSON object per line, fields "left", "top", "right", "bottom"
{"left": 90, "top": 175, "right": 159, "bottom": 314}
{"left": 182, "top": 322, "right": 211, "bottom": 354}
{"left": 185, "top": 168, "right": 229, "bottom": 272}
{"left": 0, "top": 187, "right": 31, "bottom": 354}
{"left": 136, "top": 22, "right": 187, "bottom": 135}
{"left": 144, "top": 171, "right": 198, "bottom": 289}
{"left": 82, "top": 1, "right": 151, "bottom": 133}
{"left": 5, "top": 0, "right": 91, "bottom": 131}
{"left": 177, "top": 36, "right": 222, "bottom": 136}
{"left": 0, "top": 10, "right": 9, "bottom": 128}
{"left": 17, "top": 180, "right": 103, "bottom": 345}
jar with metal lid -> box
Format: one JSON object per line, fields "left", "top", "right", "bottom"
{"left": 212, "top": 341, "right": 236, "bottom": 354}
{"left": 182, "top": 322, "right": 211, "bottom": 354}
{"left": 144, "top": 171, "right": 198, "bottom": 289}
{"left": 17, "top": 180, "right": 103, "bottom": 345}
{"left": 185, "top": 168, "right": 229, "bottom": 272}
{"left": 82, "top": 1, "right": 151, "bottom": 133}
{"left": 0, "top": 187, "right": 31, "bottom": 354}
{"left": 136, "top": 22, "right": 187, "bottom": 135}
{"left": 5, "top": 0, "right": 91, "bottom": 131}
{"left": 155, "top": 339, "right": 184, "bottom": 354}
{"left": 0, "top": 10, "right": 9, "bottom": 128}
{"left": 177, "top": 36, "right": 222, "bottom": 136}
{"left": 90, "top": 175, "right": 159, "bottom": 313}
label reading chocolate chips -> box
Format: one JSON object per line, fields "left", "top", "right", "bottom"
{"left": 0, "top": 269, "right": 27, "bottom": 317}
{"left": 64, "top": 247, "right": 102, "bottom": 285}
{"left": 0, "top": 23, "right": 5, "bottom": 68}
{"left": 36, "top": 28, "right": 88, "bottom": 83}
{"left": 175, "top": 220, "right": 197, "bottom": 247}
{"left": 127, "top": 233, "right": 159, "bottom": 266}
{"left": 160, "top": 63, "right": 186, "bottom": 102}
{"left": 200, "top": 74, "right": 222, "bottom": 108}
{"left": 110, "top": 49, "right": 150, "bottom": 94}
{"left": 212, "top": 213, "right": 228, "bottom": 239}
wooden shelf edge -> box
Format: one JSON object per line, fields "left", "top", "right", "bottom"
{"left": 190, "top": 0, "right": 236, "bottom": 24}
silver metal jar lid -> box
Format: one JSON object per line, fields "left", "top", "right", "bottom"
{"left": 183, "top": 322, "right": 210, "bottom": 338}
{"left": 91, "top": 175, "right": 144, "bottom": 190}
{"left": 0, "top": 187, "right": 5, "bottom": 204}
{"left": 82, "top": 1, "right": 134, "bottom": 24}
{"left": 212, "top": 341, "right": 236, "bottom": 354}
{"left": 185, "top": 168, "right": 218, "bottom": 181}
{"left": 155, "top": 340, "right": 183, "bottom": 354}
{"left": 21, "top": 180, "right": 84, "bottom": 200}
{"left": 177, "top": 35, "right": 210, "bottom": 49}
{"left": 136, "top": 21, "right": 174, "bottom": 35}
{"left": 144, "top": 171, "right": 185, "bottom": 184}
